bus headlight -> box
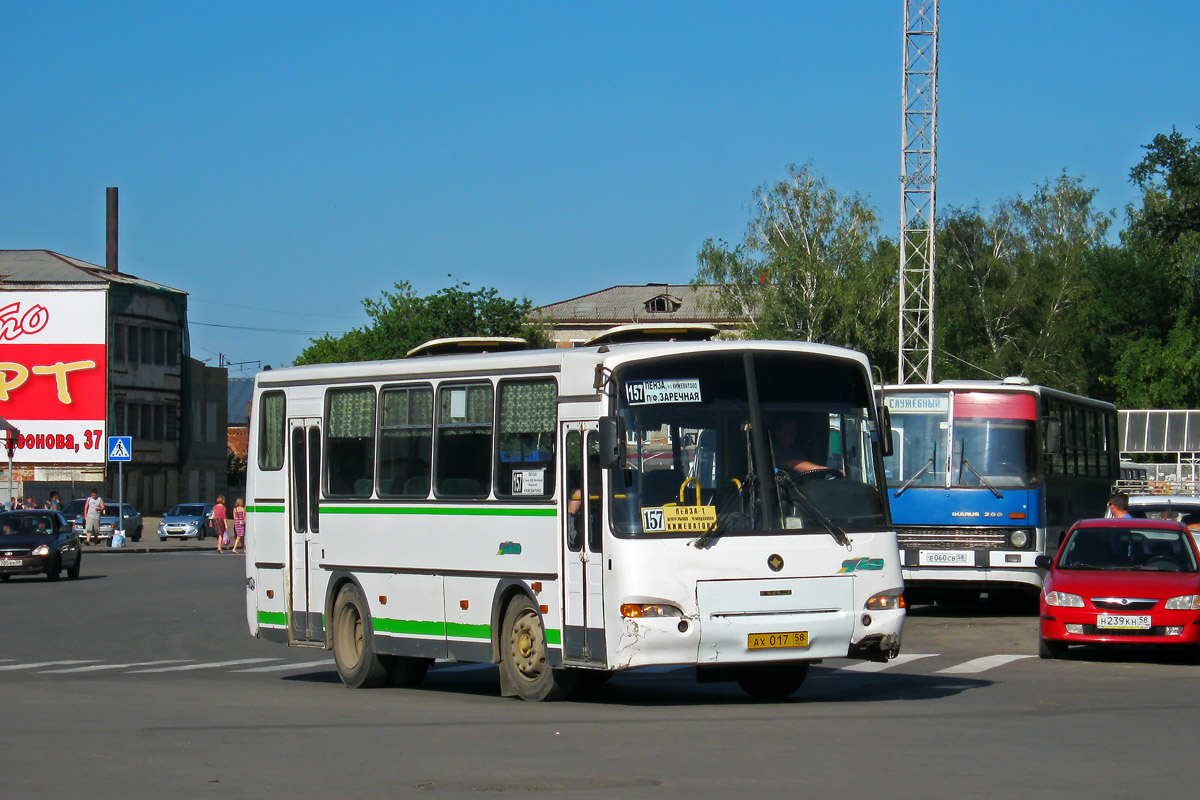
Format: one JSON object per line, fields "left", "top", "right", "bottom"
{"left": 620, "top": 603, "right": 683, "bottom": 618}
{"left": 1009, "top": 529, "right": 1030, "bottom": 549}
{"left": 1165, "top": 595, "right": 1200, "bottom": 610}
{"left": 1044, "top": 591, "right": 1083, "bottom": 607}
{"left": 865, "top": 589, "right": 906, "bottom": 611}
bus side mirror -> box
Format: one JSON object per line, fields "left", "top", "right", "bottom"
{"left": 1045, "top": 417, "right": 1062, "bottom": 455}
{"left": 598, "top": 416, "right": 626, "bottom": 469}
{"left": 879, "top": 406, "right": 894, "bottom": 457}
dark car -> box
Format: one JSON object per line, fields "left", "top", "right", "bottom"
{"left": 72, "top": 503, "right": 143, "bottom": 543}
{"left": 62, "top": 498, "right": 87, "bottom": 527}
{"left": 158, "top": 503, "right": 214, "bottom": 541}
{"left": 1038, "top": 517, "right": 1200, "bottom": 658}
{"left": 0, "top": 510, "right": 82, "bottom": 582}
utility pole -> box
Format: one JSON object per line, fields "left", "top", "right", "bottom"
{"left": 898, "top": 0, "right": 939, "bottom": 384}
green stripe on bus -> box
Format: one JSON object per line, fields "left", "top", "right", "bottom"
{"left": 257, "top": 610, "right": 287, "bottom": 626}
{"left": 247, "top": 505, "right": 284, "bottom": 513}
{"left": 373, "top": 618, "right": 447, "bottom": 636}
{"left": 446, "top": 622, "right": 491, "bottom": 640}
{"left": 324, "top": 505, "right": 555, "bottom": 517}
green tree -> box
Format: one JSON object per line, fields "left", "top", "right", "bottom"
{"left": 1092, "top": 126, "right": 1200, "bottom": 407}
{"left": 694, "top": 163, "right": 898, "bottom": 371}
{"left": 935, "top": 173, "right": 1111, "bottom": 392}
{"left": 294, "top": 281, "right": 549, "bottom": 365}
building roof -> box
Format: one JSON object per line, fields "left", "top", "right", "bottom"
{"left": 529, "top": 284, "right": 741, "bottom": 324}
{"left": 0, "top": 250, "right": 186, "bottom": 295}
{"left": 227, "top": 378, "right": 255, "bottom": 425}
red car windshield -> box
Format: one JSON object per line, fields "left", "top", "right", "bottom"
{"left": 1059, "top": 526, "right": 1198, "bottom": 573}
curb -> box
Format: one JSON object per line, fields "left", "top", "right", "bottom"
{"left": 82, "top": 545, "right": 235, "bottom": 555}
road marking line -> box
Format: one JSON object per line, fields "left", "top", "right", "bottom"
{"left": 936, "top": 654, "right": 1035, "bottom": 674}
{"left": 43, "top": 660, "right": 192, "bottom": 674}
{"left": 838, "top": 653, "right": 940, "bottom": 672}
{"left": 0, "top": 660, "right": 101, "bottom": 671}
{"left": 232, "top": 659, "right": 335, "bottom": 673}
{"left": 129, "top": 658, "right": 281, "bottom": 673}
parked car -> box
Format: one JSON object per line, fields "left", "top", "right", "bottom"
{"left": 72, "top": 503, "right": 143, "bottom": 543}
{"left": 158, "top": 503, "right": 214, "bottom": 541}
{"left": 1038, "top": 517, "right": 1200, "bottom": 658}
{"left": 0, "top": 510, "right": 82, "bottom": 581}
{"left": 62, "top": 498, "right": 87, "bottom": 528}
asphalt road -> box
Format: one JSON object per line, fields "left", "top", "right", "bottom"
{"left": 1, "top": 553, "right": 1197, "bottom": 799}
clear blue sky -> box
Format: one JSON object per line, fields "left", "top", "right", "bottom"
{"left": 3, "top": 1, "right": 1197, "bottom": 372}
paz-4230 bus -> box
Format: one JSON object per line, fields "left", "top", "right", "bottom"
{"left": 244, "top": 331, "right": 904, "bottom": 701}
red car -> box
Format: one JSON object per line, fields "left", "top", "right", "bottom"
{"left": 1038, "top": 517, "right": 1200, "bottom": 658}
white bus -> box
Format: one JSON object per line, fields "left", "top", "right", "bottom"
{"left": 244, "top": 334, "right": 904, "bottom": 701}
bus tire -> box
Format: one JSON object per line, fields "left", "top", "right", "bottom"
{"left": 500, "top": 595, "right": 577, "bottom": 701}
{"left": 385, "top": 656, "right": 432, "bottom": 688}
{"left": 331, "top": 583, "right": 389, "bottom": 688}
{"left": 736, "top": 662, "right": 809, "bottom": 700}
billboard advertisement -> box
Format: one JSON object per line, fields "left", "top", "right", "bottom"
{"left": 0, "top": 290, "right": 107, "bottom": 464}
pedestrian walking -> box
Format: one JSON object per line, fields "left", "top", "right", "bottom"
{"left": 230, "top": 498, "right": 246, "bottom": 554}
{"left": 44, "top": 491, "right": 62, "bottom": 512}
{"left": 213, "top": 495, "right": 228, "bottom": 553}
{"left": 83, "top": 489, "right": 105, "bottom": 545}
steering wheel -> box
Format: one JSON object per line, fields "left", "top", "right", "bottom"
{"left": 794, "top": 467, "right": 844, "bottom": 483}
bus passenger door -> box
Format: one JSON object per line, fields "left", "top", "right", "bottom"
{"left": 561, "top": 423, "right": 607, "bottom": 667}
{"left": 287, "top": 417, "right": 322, "bottom": 644}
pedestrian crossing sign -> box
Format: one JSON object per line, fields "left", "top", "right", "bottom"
{"left": 107, "top": 436, "right": 132, "bottom": 462}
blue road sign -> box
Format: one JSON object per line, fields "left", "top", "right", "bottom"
{"left": 107, "top": 436, "right": 132, "bottom": 462}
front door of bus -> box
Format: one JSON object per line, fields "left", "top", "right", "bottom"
{"left": 561, "top": 423, "right": 606, "bottom": 666}
{"left": 287, "top": 417, "right": 322, "bottom": 644}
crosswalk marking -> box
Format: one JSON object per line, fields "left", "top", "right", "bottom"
{"left": 838, "top": 653, "right": 940, "bottom": 673}
{"left": 232, "top": 659, "right": 335, "bottom": 673}
{"left": 129, "top": 658, "right": 281, "bottom": 673}
{"left": 0, "top": 660, "right": 101, "bottom": 671}
{"left": 43, "top": 660, "right": 191, "bottom": 674}
{"left": 936, "top": 654, "right": 1034, "bottom": 674}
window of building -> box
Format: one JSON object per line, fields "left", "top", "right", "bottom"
{"left": 128, "top": 325, "right": 140, "bottom": 363}
{"left": 378, "top": 385, "right": 433, "bottom": 497}
{"left": 113, "top": 325, "right": 126, "bottom": 362}
{"left": 495, "top": 379, "right": 556, "bottom": 499}
{"left": 206, "top": 401, "right": 217, "bottom": 443}
{"left": 166, "top": 330, "right": 179, "bottom": 367}
{"left": 154, "top": 329, "right": 166, "bottom": 366}
{"left": 114, "top": 402, "right": 126, "bottom": 435}
{"left": 141, "top": 328, "right": 153, "bottom": 365}
{"left": 644, "top": 293, "right": 682, "bottom": 314}
{"left": 141, "top": 404, "right": 153, "bottom": 441}
{"left": 326, "top": 387, "right": 376, "bottom": 497}
{"left": 258, "top": 392, "right": 285, "bottom": 471}
{"left": 435, "top": 383, "right": 493, "bottom": 498}
{"left": 154, "top": 404, "right": 166, "bottom": 441}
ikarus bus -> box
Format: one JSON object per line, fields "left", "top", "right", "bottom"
{"left": 245, "top": 331, "right": 904, "bottom": 701}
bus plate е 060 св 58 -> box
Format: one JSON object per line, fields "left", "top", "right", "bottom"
{"left": 747, "top": 631, "right": 809, "bottom": 649}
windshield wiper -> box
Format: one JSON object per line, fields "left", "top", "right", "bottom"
{"left": 957, "top": 456, "right": 1003, "bottom": 499}
{"left": 775, "top": 469, "right": 851, "bottom": 547}
{"left": 893, "top": 457, "right": 935, "bottom": 498}
{"left": 694, "top": 471, "right": 757, "bottom": 549}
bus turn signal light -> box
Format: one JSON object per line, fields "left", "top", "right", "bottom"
{"left": 620, "top": 603, "right": 683, "bottom": 618}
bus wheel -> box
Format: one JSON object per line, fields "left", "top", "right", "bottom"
{"left": 331, "top": 583, "right": 389, "bottom": 688}
{"left": 385, "top": 656, "right": 432, "bottom": 688}
{"left": 736, "top": 662, "right": 810, "bottom": 700}
{"left": 500, "top": 595, "right": 577, "bottom": 701}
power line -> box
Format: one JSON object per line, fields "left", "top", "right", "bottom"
{"left": 189, "top": 321, "right": 346, "bottom": 336}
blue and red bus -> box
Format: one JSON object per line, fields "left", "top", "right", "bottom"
{"left": 880, "top": 379, "right": 1118, "bottom": 600}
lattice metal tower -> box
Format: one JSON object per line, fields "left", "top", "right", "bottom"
{"left": 898, "top": 0, "right": 939, "bottom": 384}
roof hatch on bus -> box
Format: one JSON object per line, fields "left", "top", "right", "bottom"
{"left": 585, "top": 323, "right": 719, "bottom": 347}
{"left": 404, "top": 336, "right": 530, "bottom": 358}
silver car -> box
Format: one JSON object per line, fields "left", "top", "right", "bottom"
{"left": 158, "top": 503, "right": 214, "bottom": 541}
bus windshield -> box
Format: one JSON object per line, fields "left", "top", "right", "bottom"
{"left": 885, "top": 392, "right": 1038, "bottom": 490}
{"left": 611, "top": 351, "right": 886, "bottom": 536}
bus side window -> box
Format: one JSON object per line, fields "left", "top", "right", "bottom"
{"left": 495, "top": 380, "right": 557, "bottom": 499}
{"left": 586, "top": 432, "right": 602, "bottom": 553}
{"left": 565, "top": 430, "right": 583, "bottom": 552}
{"left": 436, "top": 383, "right": 493, "bottom": 498}
{"left": 378, "top": 385, "right": 433, "bottom": 498}
{"left": 326, "top": 387, "right": 377, "bottom": 498}
{"left": 259, "top": 392, "right": 286, "bottom": 471}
